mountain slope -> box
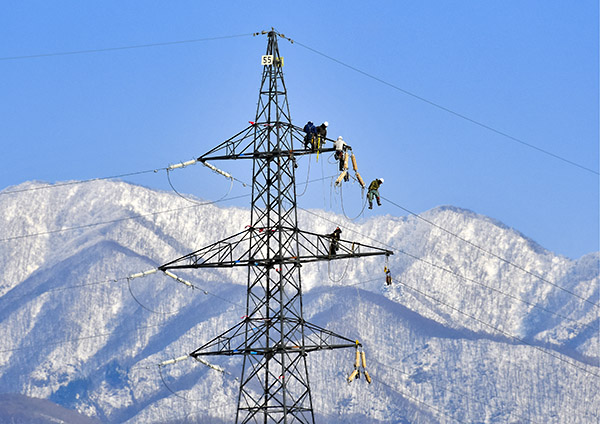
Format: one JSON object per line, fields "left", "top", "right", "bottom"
{"left": 0, "top": 393, "right": 101, "bottom": 423}
{"left": 0, "top": 180, "right": 598, "bottom": 423}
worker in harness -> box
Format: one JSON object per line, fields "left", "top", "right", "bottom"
{"left": 334, "top": 136, "right": 352, "bottom": 175}
{"left": 367, "top": 178, "right": 383, "bottom": 209}
{"left": 316, "top": 121, "right": 328, "bottom": 145}
{"left": 303, "top": 121, "right": 317, "bottom": 151}
{"left": 328, "top": 226, "right": 342, "bottom": 256}
{"left": 384, "top": 266, "right": 392, "bottom": 285}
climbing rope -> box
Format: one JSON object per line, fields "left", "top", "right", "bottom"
{"left": 296, "top": 153, "right": 312, "bottom": 197}
{"left": 127, "top": 277, "right": 181, "bottom": 316}
{"left": 327, "top": 257, "right": 352, "bottom": 284}
{"left": 339, "top": 181, "right": 367, "bottom": 221}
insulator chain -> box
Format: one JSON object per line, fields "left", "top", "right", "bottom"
{"left": 158, "top": 354, "right": 226, "bottom": 374}
{"left": 126, "top": 268, "right": 207, "bottom": 294}
{"left": 335, "top": 150, "right": 366, "bottom": 189}
{"left": 347, "top": 341, "right": 372, "bottom": 384}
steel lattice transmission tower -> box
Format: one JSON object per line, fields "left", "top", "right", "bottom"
{"left": 158, "top": 30, "right": 392, "bottom": 423}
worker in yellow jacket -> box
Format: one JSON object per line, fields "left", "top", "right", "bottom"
{"left": 367, "top": 178, "right": 383, "bottom": 209}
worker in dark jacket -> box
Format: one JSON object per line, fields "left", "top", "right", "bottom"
{"left": 316, "top": 121, "right": 328, "bottom": 143}
{"left": 367, "top": 178, "right": 383, "bottom": 209}
{"left": 303, "top": 121, "right": 317, "bottom": 150}
{"left": 328, "top": 226, "right": 342, "bottom": 256}
{"left": 385, "top": 267, "right": 392, "bottom": 285}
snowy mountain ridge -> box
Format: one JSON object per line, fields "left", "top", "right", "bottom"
{"left": 0, "top": 180, "right": 598, "bottom": 423}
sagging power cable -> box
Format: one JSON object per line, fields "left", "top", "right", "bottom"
{"left": 127, "top": 269, "right": 184, "bottom": 315}
{"left": 370, "top": 373, "right": 463, "bottom": 423}
{"left": 0, "top": 193, "right": 251, "bottom": 243}
{"left": 127, "top": 268, "right": 244, "bottom": 311}
{"left": 293, "top": 40, "right": 599, "bottom": 176}
{"left": 381, "top": 195, "right": 599, "bottom": 309}
{"left": 315, "top": 270, "right": 591, "bottom": 331}
{"left": 338, "top": 179, "right": 367, "bottom": 221}
{"left": 392, "top": 275, "right": 600, "bottom": 379}
{"left": 0, "top": 322, "right": 169, "bottom": 354}
{"left": 2, "top": 267, "right": 244, "bottom": 312}
{"left": 0, "top": 33, "right": 255, "bottom": 62}
{"left": 316, "top": 275, "right": 600, "bottom": 384}
{"left": 298, "top": 206, "right": 599, "bottom": 312}
{"left": 370, "top": 358, "right": 544, "bottom": 424}
{"left": 0, "top": 168, "right": 167, "bottom": 196}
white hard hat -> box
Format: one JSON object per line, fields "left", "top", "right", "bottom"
{"left": 337, "top": 136, "right": 343, "bottom": 141}
{"left": 324, "top": 121, "right": 329, "bottom": 127}
{"left": 379, "top": 178, "right": 384, "bottom": 183}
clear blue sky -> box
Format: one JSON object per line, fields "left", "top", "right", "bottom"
{"left": 1, "top": 1, "right": 598, "bottom": 259}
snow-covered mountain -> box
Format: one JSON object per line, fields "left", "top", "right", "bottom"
{"left": 0, "top": 393, "right": 101, "bottom": 423}
{"left": 0, "top": 180, "right": 597, "bottom": 423}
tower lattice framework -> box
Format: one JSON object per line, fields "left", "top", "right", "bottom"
{"left": 158, "top": 30, "right": 392, "bottom": 423}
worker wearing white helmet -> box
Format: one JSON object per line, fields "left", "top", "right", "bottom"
{"left": 367, "top": 178, "right": 384, "bottom": 209}
{"left": 334, "top": 135, "right": 353, "bottom": 172}
{"left": 334, "top": 135, "right": 345, "bottom": 152}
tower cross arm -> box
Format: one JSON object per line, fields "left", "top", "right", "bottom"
{"left": 190, "top": 318, "right": 360, "bottom": 358}
{"left": 195, "top": 123, "right": 336, "bottom": 162}
{"left": 157, "top": 227, "right": 393, "bottom": 271}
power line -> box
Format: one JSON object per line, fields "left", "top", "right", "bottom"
{"left": 370, "top": 358, "right": 543, "bottom": 424}
{"left": 394, "top": 244, "right": 597, "bottom": 329}
{"left": 4, "top": 32, "right": 595, "bottom": 175}
{"left": 0, "top": 33, "right": 255, "bottom": 61}
{"left": 298, "top": 205, "right": 599, "bottom": 310}
{"left": 293, "top": 40, "right": 599, "bottom": 176}
{"left": 0, "top": 168, "right": 167, "bottom": 196}
{"left": 0, "top": 193, "right": 251, "bottom": 242}
{"left": 0, "top": 161, "right": 328, "bottom": 197}
{"left": 0, "top": 322, "right": 169, "bottom": 354}
{"left": 381, "top": 195, "right": 599, "bottom": 309}
{"left": 0, "top": 172, "right": 336, "bottom": 242}
{"left": 1, "top": 267, "right": 245, "bottom": 311}
{"left": 393, "top": 275, "right": 600, "bottom": 378}
{"left": 315, "top": 267, "right": 594, "bottom": 331}
{"left": 315, "top": 276, "right": 599, "bottom": 381}
{"left": 1, "top": 276, "right": 130, "bottom": 301}
{"left": 311, "top": 246, "right": 600, "bottom": 379}
{"left": 369, "top": 374, "right": 462, "bottom": 423}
